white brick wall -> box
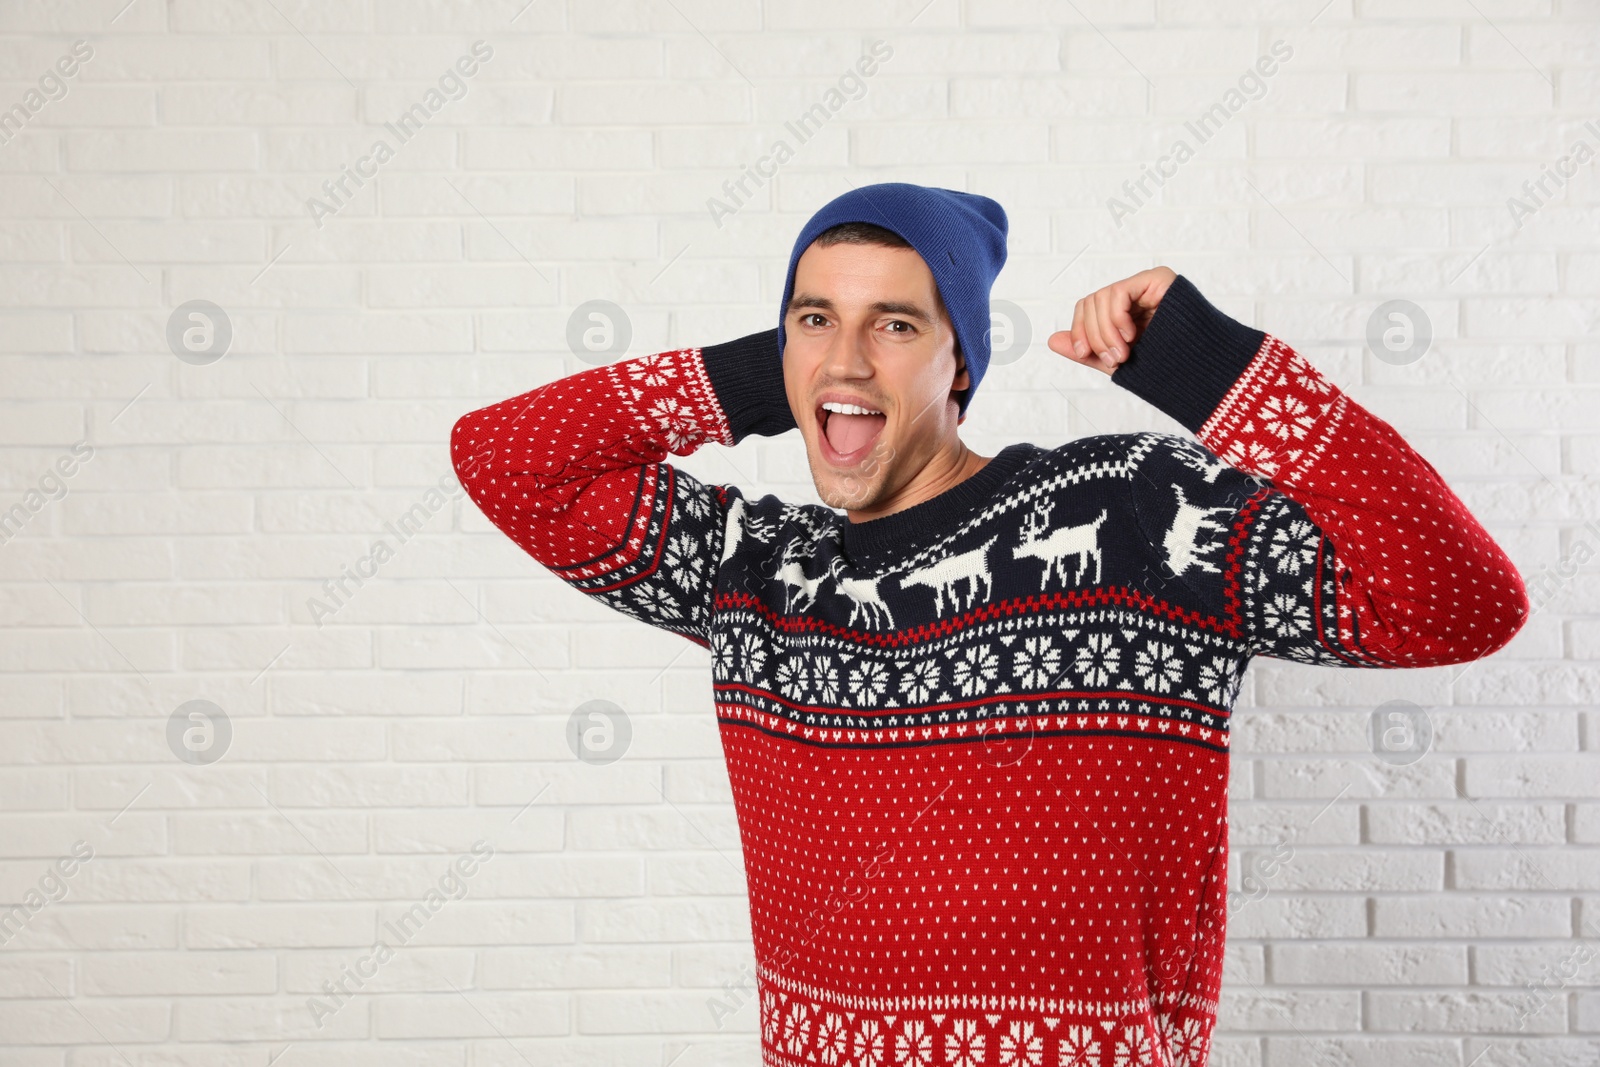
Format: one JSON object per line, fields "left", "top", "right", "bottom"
{"left": 0, "top": 0, "right": 1596, "bottom": 1062}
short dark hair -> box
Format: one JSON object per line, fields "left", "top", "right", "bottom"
{"left": 813, "top": 221, "right": 912, "bottom": 250}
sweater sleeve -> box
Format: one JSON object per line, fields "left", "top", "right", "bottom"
{"left": 1115, "top": 274, "right": 1529, "bottom": 668}
{"left": 449, "top": 329, "right": 793, "bottom": 648}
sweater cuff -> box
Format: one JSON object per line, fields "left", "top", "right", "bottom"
{"left": 699, "top": 328, "right": 797, "bottom": 443}
{"left": 1110, "top": 274, "right": 1267, "bottom": 434}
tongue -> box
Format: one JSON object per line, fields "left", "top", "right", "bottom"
{"left": 825, "top": 412, "right": 886, "bottom": 456}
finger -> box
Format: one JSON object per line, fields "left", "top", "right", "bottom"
{"left": 1110, "top": 284, "right": 1139, "bottom": 348}
{"left": 1083, "top": 295, "right": 1115, "bottom": 371}
{"left": 1046, "top": 329, "right": 1075, "bottom": 358}
{"left": 1094, "top": 288, "right": 1125, "bottom": 364}
{"left": 1070, "top": 298, "right": 1090, "bottom": 361}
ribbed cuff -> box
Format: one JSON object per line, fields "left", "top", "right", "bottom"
{"left": 1110, "top": 274, "right": 1267, "bottom": 433}
{"left": 699, "top": 328, "right": 797, "bottom": 443}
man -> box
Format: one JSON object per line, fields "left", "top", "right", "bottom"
{"left": 451, "top": 183, "right": 1527, "bottom": 1067}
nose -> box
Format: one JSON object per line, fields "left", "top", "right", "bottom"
{"left": 824, "top": 326, "right": 875, "bottom": 379}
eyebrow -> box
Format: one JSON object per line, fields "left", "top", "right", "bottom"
{"left": 787, "top": 293, "right": 937, "bottom": 326}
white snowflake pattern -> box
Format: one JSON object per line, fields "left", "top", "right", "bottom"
{"left": 782, "top": 999, "right": 813, "bottom": 1056}
{"left": 848, "top": 659, "right": 891, "bottom": 706}
{"left": 997, "top": 1019, "right": 1043, "bottom": 1065}
{"left": 1112, "top": 1024, "right": 1155, "bottom": 1067}
{"left": 644, "top": 394, "right": 700, "bottom": 453}
{"left": 817, "top": 1010, "right": 848, "bottom": 1065}
{"left": 1288, "top": 351, "right": 1333, "bottom": 396}
{"left": 737, "top": 630, "right": 768, "bottom": 679}
{"left": 631, "top": 582, "right": 678, "bottom": 622}
{"left": 1156, "top": 1014, "right": 1208, "bottom": 1067}
{"left": 1133, "top": 639, "right": 1184, "bottom": 694}
{"left": 900, "top": 658, "right": 941, "bottom": 704}
{"left": 1262, "top": 591, "right": 1311, "bottom": 638}
{"left": 1196, "top": 654, "right": 1237, "bottom": 705}
{"left": 1268, "top": 517, "right": 1319, "bottom": 575}
{"left": 813, "top": 656, "right": 841, "bottom": 704}
{"left": 1057, "top": 1024, "right": 1101, "bottom": 1066}
{"left": 894, "top": 1018, "right": 933, "bottom": 1064}
{"left": 945, "top": 1018, "right": 985, "bottom": 1067}
{"left": 712, "top": 631, "right": 737, "bottom": 676}
{"left": 624, "top": 351, "right": 679, "bottom": 390}
{"left": 1220, "top": 438, "right": 1282, "bottom": 479}
{"left": 1014, "top": 635, "right": 1062, "bottom": 689}
{"left": 854, "top": 1018, "right": 886, "bottom": 1066}
{"left": 1256, "top": 393, "right": 1315, "bottom": 444}
{"left": 760, "top": 991, "right": 781, "bottom": 1046}
{"left": 1073, "top": 632, "right": 1121, "bottom": 687}
{"left": 953, "top": 644, "right": 1000, "bottom": 697}
{"left": 678, "top": 484, "right": 712, "bottom": 523}
{"left": 664, "top": 531, "right": 705, "bottom": 592}
{"left": 776, "top": 656, "right": 812, "bottom": 701}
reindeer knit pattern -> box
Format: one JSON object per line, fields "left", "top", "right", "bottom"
{"left": 451, "top": 275, "right": 1528, "bottom": 1067}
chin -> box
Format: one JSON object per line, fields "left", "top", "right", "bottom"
{"left": 808, "top": 454, "right": 883, "bottom": 512}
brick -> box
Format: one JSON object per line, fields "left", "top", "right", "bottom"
{"left": 374, "top": 992, "right": 567, "bottom": 1039}
{"left": 1467, "top": 757, "right": 1600, "bottom": 798}
{"left": 1454, "top": 849, "right": 1600, "bottom": 890}
{"left": 1368, "top": 989, "right": 1568, "bottom": 1033}
{"left": 481, "top": 944, "right": 672, "bottom": 990}
{"left": 82, "top": 951, "right": 276, "bottom": 995}
{"left": 1271, "top": 942, "right": 1466, "bottom": 984}
{"left": 1372, "top": 895, "right": 1570, "bottom": 938}
{"left": 1367, "top": 802, "right": 1566, "bottom": 845}
{"left": 0, "top": 1001, "right": 169, "bottom": 1044}
{"left": 1264, "top": 1036, "right": 1462, "bottom": 1066}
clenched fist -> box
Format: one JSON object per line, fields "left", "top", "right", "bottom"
{"left": 1048, "top": 267, "right": 1177, "bottom": 375}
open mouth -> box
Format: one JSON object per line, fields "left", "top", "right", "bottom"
{"left": 817, "top": 402, "right": 888, "bottom": 467}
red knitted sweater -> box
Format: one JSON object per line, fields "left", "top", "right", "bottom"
{"left": 451, "top": 275, "right": 1527, "bottom": 1067}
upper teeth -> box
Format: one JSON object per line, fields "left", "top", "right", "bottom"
{"left": 822, "top": 401, "right": 883, "bottom": 416}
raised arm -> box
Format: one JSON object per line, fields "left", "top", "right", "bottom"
{"left": 449, "top": 329, "right": 793, "bottom": 647}
{"left": 1105, "top": 274, "right": 1529, "bottom": 668}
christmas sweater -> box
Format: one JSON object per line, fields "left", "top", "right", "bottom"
{"left": 450, "top": 275, "right": 1528, "bottom": 1067}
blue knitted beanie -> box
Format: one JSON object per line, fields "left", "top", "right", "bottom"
{"left": 778, "top": 182, "right": 1008, "bottom": 418}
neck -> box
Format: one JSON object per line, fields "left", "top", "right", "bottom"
{"left": 847, "top": 440, "right": 991, "bottom": 524}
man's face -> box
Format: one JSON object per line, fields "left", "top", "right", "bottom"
{"left": 782, "top": 239, "right": 969, "bottom": 514}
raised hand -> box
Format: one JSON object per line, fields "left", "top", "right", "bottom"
{"left": 1048, "top": 266, "right": 1178, "bottom": 375}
